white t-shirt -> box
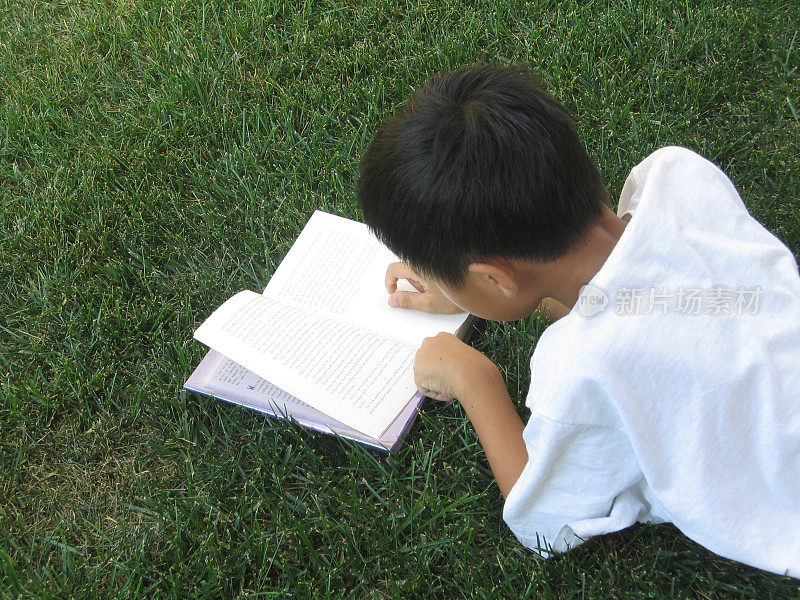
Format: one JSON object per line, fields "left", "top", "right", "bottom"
{"left": 503, "top": 146, "right": 800, "bottom": 577}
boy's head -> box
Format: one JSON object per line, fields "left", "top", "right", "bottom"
{"left": 358, "top": 64, "right": 608, "bottom": 295}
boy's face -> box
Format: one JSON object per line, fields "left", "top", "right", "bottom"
{"left": 421, "top": 206, "right": 625, "bottom": 320}
{"left": 432, "top": 262, "right": 546, "bottom": 322}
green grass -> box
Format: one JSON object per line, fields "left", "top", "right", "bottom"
{"left": 1, "top": 0, "right": 799, "bottom": 597}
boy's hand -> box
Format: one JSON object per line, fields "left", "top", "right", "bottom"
{"left": 414, "top": 332, "right": 501, "bottom": 401}
{"left": 385, "top": 262, "right": 463, "bottom": 314}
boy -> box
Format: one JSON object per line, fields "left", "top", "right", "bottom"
{"left": 357, "top": 64, "right": 800, "bottom": 576}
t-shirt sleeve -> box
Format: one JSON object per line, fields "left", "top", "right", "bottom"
{"left": 502, "top": 411, "right": 645, "bottom": 556}
{"left": 616, "top": 164, "right": 641, "bottom": 219}
{"left": 617, "top": 145, "right": 747, "bottom": 221}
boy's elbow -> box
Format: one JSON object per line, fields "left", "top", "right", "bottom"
{"left": 497, "top": 443, "right": 528, "bottom": 499}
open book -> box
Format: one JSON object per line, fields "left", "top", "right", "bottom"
{"left": 186, "top": 211, "right": 472, "bottom": 451}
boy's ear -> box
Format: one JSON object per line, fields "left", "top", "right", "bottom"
{"left": 468, "top": 260, "right": 519, "bottom": 297}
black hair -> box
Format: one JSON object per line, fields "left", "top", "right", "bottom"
{"left": 358, "top": 64, "right": 608, "bottom": 287}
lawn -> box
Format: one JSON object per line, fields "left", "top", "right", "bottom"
{"left": 1, "top": 0, "right": 799, "bottom": 598}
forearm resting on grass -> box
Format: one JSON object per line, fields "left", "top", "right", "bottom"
{"left": 457, "top": 370, "right": 528, "bottom": 498}
{"left": 414, "top": 333, "right": 528, "bottom": 498}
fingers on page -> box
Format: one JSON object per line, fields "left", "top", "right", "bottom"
{"left": 385, "top": 263, "right": 402, "bottom": 293}
{"left": 385, "top": 262, "right": 425, "bottom": 293}
{"left": 388, "top": 290, "right": 420, "bottom": 309}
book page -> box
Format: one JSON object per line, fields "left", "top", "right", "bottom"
{"left": 193, "top": 290, "right": 418, "bottom": 439}
{"left": 264, "top": 211, "right": 468, "bottom": 345}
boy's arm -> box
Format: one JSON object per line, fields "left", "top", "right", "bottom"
{"left": 457, "top": 372, "right": 529, "bottom": 498}
{"left": 414, "top": 333, "right": 528, "bottom": 498}
{"left": 536, "top": 297, "right": 571, "bottom": 322}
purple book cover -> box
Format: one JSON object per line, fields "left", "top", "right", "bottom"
{"left": 184, "top": 349, "right": 424, "bottom": 452}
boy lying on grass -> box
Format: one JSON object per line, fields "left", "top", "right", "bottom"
{"left": 357, "top": 64, "right": 800, "bottom": 577}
